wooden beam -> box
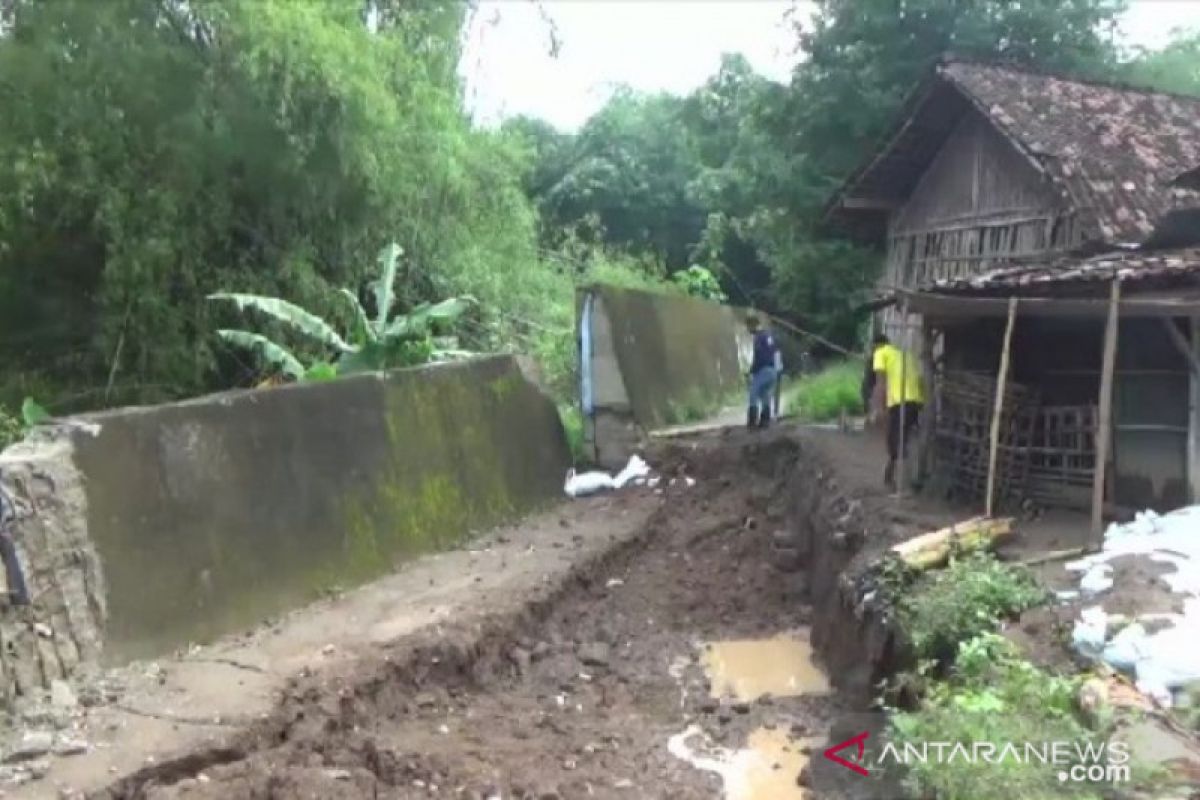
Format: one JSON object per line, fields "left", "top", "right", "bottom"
{"left": 761, "top": 313, "right": 857, "bottom": 359}
{"left": 1161, "top": 318, "right": 1200, "bottom": 378}
{"left": 1091, "top": 279, "right": 1122, "bottom": 552}
{"left": 840, "top": 197, "right": 899, "bottom": 211}
{"left": 897, "top": 298, "right": 913, "bottom": 498}
{"left": 986, "top": 297, "right": 1019, "bottom": 517}
{"left": 897, "top": 290, "right": 1200, "bottom": 320}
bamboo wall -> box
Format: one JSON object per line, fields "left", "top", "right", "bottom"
{"left": 878, "top": 111, "right": 1084, "bottom": 347}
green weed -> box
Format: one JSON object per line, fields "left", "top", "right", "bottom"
{"left": 890, "top": 634, "right": 1100, "bottom": 800}
{"left": 899, "top": 552, "right": 1048, "bottom": 662}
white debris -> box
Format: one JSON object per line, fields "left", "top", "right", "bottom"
{"left": 1071, "top": 606, "right": 1109, "bottom": 656}
{"left": 1068, "top": 504, "right": 1200, "bottom": 706}
{"left": 1079, "top": 563, "right": 1114, "bottom": 595}
{"left": 605, "top": 578, "right": 624, "bottom": 589}
{"left": 564, "top": 455, "right": 656, "bottom": 498}
{"left": 613, "top": 455, "right": 650, "bottom": 488}
{"left": 563, "top": 469, "right": 615, "bottom": 498}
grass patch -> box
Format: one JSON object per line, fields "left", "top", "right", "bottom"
{"left": 898, "top": 552, "right": 1048, "bottom": 663}
{"left": 781, "top": 360, "right": 863, "bottom": 422}
{"left": 889, "top": 633, "right": 1108, "bottom": 800}
{"left": 558, "top": 404, "right": 585, "bottom": 465}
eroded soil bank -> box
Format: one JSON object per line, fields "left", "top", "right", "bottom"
{"left": 81, "top": 429, "right": 871, "bottom": 800}
{"left": 76, "top": 426, "right": 945, "bottom": 800}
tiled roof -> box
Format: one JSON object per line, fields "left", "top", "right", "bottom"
{"left": 1174, "top": 165, "right": 1200, "bottom": 191}
{"left": 928, "top": 247, "right": 1200, "bottom": 296}
{"left": 939, "top": 61, "right": 1200, "bottom": 243}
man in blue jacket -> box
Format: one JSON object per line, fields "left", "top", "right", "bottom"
{"left": 746, "top": 315, "right": 780, "bottom": 429}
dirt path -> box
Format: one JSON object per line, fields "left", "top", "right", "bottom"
{"left": 21, "top": 486, "right": 659, "bottom": 798}
{"left": 90, "top": 429, "right": 849, "bottom": 800}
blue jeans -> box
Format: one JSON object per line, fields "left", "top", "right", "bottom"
{"left": 748, "top": 367, "right": 777, "bottom": 414}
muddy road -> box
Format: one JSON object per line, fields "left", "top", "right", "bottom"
{"left": 108, "top": 431, "right": 853, "bottom": 800}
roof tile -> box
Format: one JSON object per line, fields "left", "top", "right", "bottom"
{"left": 940, "top": 61, "right": 1200, "bottom": 243}
{"left": 928, "top": 247, "right": 1200, "bottom": 295}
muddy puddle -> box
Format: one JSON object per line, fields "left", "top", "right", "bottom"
{"left": 668, "top": 632, "right": 830, "bottom": 799}
{"left": 669, "top": 724, "right": 819, "bottom": 800}
{"left": 702, "top": 634, "right": 830, "bottom": 702}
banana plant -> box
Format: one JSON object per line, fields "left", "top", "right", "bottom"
{"left": 210, "top": 243, "right": 474, "bottom": 381}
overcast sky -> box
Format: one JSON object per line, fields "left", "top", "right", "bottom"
{"left": 461, "top": 0, "right": 1200, "bottom": 131}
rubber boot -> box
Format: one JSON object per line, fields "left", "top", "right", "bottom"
{"left": 747, "top": 406, "right": 759, "bottom": 429}
{"left": 758, "top": 404, "right": 772, "bottom": 429}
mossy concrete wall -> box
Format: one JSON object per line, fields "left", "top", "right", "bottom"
{"left": 587, "top": 285, "right": 748, "bottom": 430}
{"left": 579, "top": 284, "right": 768, "bottom": 467}
{"left": 0, "top": 356, "right": 569, "bottom": 675}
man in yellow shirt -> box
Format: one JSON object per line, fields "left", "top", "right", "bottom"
{"left": 870, "top": 333, "right": 924, "bottom": 491}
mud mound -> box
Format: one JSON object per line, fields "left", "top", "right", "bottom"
{"left": 98, "top": 430, "right": 845, "bottom": 800}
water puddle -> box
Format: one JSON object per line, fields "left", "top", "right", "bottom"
{"left": 669, "top": 725, "right": 815, "bottom": 799}
{"left": 701, "top": 635, "right": 830, "bottom": 702}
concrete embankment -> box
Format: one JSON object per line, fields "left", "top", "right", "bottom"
{"left": 0, "top": 355, "right": 570, "bottom": 700}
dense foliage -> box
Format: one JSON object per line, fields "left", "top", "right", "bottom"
{"left": 0, "top": 0, "right": 654, "bottom": 416}
{"left": 0, "top": 0, "right": 1195, "bottom": 424}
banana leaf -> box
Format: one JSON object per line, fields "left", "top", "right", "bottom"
{"left": 217, "top": 329, "right": 305, "bottom": 379}
{"left": 372, "top": 243, "right": 403, "bottom": 330}
{"left": 380, "top": 297, "right": 471, "bottom": 341}
{"left": 209, "top": 293, "right": 353, "bottom": 353}
{"left": 338, "top": 288, "right": 374, "bottom": 345}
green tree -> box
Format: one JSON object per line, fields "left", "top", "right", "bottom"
{"left": 790, "top": 0, "right": 1127, "bottom": 181}
{"left": 514, "top": 89, "right": 707, "bottom": 269}
{"left": 1125, "top": 30, "right": 1200, "bottom": 95}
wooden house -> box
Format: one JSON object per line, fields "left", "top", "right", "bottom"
{"left": 826, "top": 57, "right": 1200, "bottom": 526}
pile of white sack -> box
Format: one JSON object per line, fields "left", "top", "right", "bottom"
{"left": 563, "top": 454, "right": 692, "bottom": 498}
{"left": 1068, "top": 507, "right": 1200, "bottom": 706}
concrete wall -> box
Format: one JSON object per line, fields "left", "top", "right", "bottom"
{"left": 579, "top": 285, "right": 752, "bottom": 467}
{"left": 0, "top": 355, "right": 570, "bottom": 698}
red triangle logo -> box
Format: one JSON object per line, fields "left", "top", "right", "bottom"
{"left": 823, "top": 730, "right": 871, "bottom": 776}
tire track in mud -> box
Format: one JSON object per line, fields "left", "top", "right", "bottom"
{"left": 100, "top": 431, "right": 850, "bottom": 800}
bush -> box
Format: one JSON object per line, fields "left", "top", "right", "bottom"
{"left": 899, "top": 552, "right": 1048, "bottom": 662}
{"left": 781, "top": 360, "right": 863, "bottom": 421}
{"left": 672, "top": 265, "right": 727, "bottom": 302}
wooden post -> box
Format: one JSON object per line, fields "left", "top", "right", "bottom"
{"left": 1161, "top": 318, "right": 1200, "bottom": 377}
{"left": 1091, "top": 279, "right": 1122, "bottom": 551}
{"left": 918, "top": 321, "right": 937, "bottom": 490}
{"left": 897, "top": 300, "right": 912, "bottom": 498}
{"left": 985, "top": 297, "right": 1019, "bottom": 518}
